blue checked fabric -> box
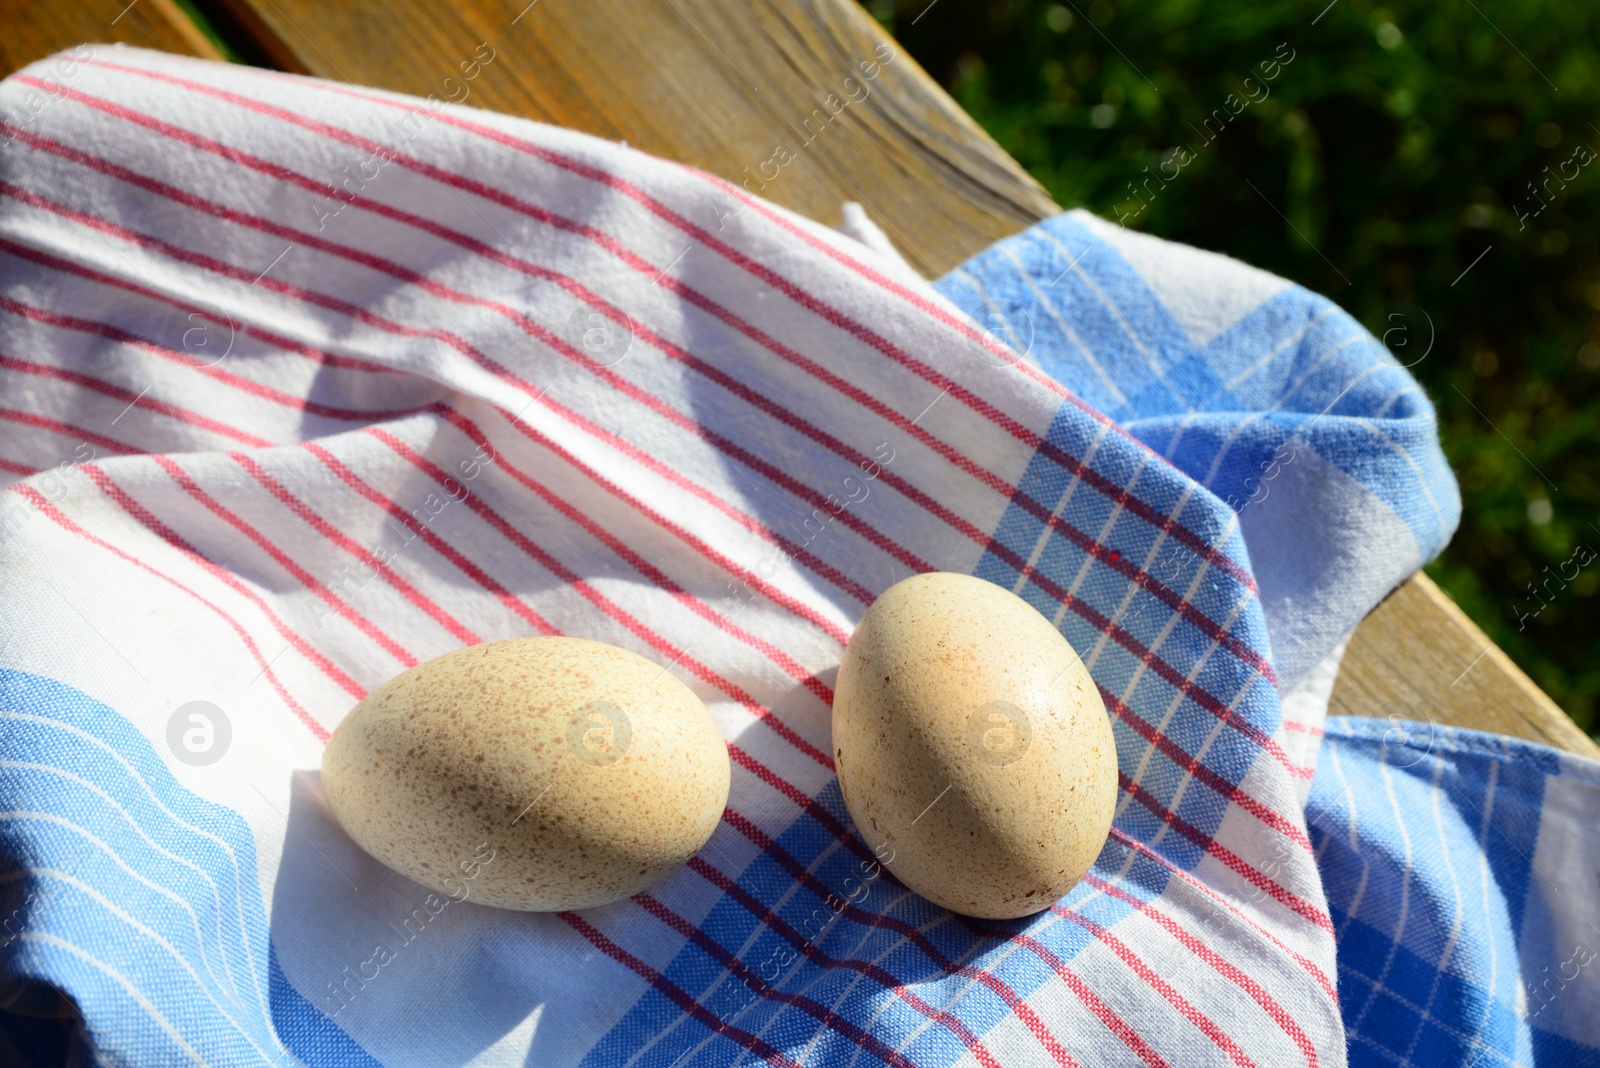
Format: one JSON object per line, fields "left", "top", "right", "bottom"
{"left": 0, "top": 46, "right": 1591, "bottom": 1068}
{"left": 941, "top": 212, "right": 1600, "bottom": 1066}
{"left": 1307, "top": 719, "right": 1600, "bottom": 1067}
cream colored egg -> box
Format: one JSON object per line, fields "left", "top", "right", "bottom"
{"left": 833, "top": 572, "right": 1116, "bottom": 919}
{"left": 322, "top": 636, "right": 730, "bottom": 911}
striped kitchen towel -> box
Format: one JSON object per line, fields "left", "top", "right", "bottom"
{"left": 1307, "top": 719, "right": 1600, "bottom": 1067}
{"left": 936, "top": 185, "right": 1600, "bottom": 1068}
{"left": 0, "top": 42, "right": 1553, "bottom": 1068}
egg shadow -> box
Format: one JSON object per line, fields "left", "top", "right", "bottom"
{"left": 268, "top": 769, "right": 576, "bottom": 1067}
{"left": 272, "top": 667, "right": 1038, "bottom": 1067}
{"left": 507, "top": 671, "right": 1044, "bottom": 1068}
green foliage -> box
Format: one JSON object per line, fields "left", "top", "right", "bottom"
{"left": 872, "top": 0, "right": 1600, "bottom": 735}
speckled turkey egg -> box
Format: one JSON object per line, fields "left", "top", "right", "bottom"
{"left": 322, "top": 636, "right": 730, "bottom": 911}
{"left": 833, "top": 572, "right": 1116, "bottom": 919}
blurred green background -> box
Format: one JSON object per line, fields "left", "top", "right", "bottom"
{"left": 866, "top": 0, "right": 1600, "bottom": 738}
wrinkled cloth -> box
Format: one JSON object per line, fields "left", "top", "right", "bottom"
{"left": 938, "top": 166, "right": 1600, "bottom": 1068}
{"left": 1307, "top": 719, "right": 1600, "bottom": 1067}
{"left": 0, "top": 43, "right": 1555, "bottom": 1068}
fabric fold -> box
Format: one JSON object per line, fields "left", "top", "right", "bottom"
{"left": 939, "top": 211, "right": 1460, "bottom": 695}
{"left": 0, "top": 44, "right": 1478, "bottom": 1066}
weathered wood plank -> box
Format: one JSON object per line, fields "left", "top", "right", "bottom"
{"left": 206, "top": 0, "right": 1059, "bottom": 275}
{"left": 1330, "top": 572, "right": 1599, "bottom": 757}
{"left": 34, "top": 0, "right": 1591, "bottom": 756}
{"left": 0, "top": 0, "right": 219, "bottom": 78}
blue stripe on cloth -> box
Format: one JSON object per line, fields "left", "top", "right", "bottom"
{"left": 591, "top": 388, "right": 1285, "bottom": 1065}
{"left": 1310, "top": 718, "right": 1600, "bottom": 1067}
{"left": 0, "top": 668, "right": 382, "bottom": 1067}
{"left": 944, "top": 209, "right": 1460, "bottom": 585}
{"left": 270, "top": 942, "right": 386, "bottom": 1068}
{"left": 582, "top": 776, "right": 1118, "bottom": 1068}
{"left": 971, "top": 216, "right": 1206, "bottom": 419}
{"left": 584, "top": 204, "right": 1470, "bottom": 1066}
{"left": 0, "top": 50, "right": 1482, "bottom": 1064}
{"left": 969, "top": 400, "right": 1277, "bottom": 871}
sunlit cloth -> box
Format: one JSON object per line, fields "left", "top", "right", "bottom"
{"left": 1306, "top": 719, "right": 1600, "bottom": 1067}
{"left": 0, "top": 44, "right": 1562, "bottom": 1068}
{"left": 940, "top": 205, "right": 1600, "bottom": 1068}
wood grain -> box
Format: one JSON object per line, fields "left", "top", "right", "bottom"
{"left": 12, "top": 0, "right": 1591, "bottom": 756}
{"left": 206, "top": 0, "right": 1059, "bottom": 276}
{"left": 0, "top": 0, "right": 219, "bottom": 78}
{"left": 1330, "top": 572, "right": 1600, "bottom": 757}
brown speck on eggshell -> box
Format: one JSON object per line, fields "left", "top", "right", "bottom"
{"left": 322, "top": 636, "right": 730, "bottom": 911}
{"left": 832, "top": 572, "right": 1117, "bottom": 920}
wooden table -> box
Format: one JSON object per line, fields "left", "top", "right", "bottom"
{"left": 3, "top": 0, "right": 1593, "bottom": 758}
